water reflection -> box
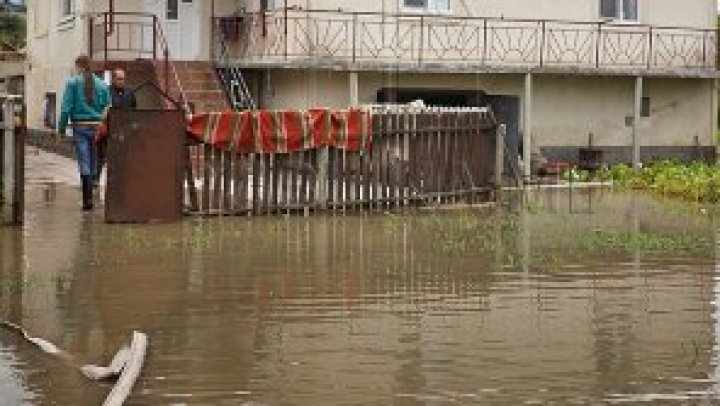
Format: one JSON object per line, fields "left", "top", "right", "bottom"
{"left": 0, "top": 187, "right": 717, "bottom": 404}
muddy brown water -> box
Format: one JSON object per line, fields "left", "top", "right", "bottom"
{"left": 0, "top": 185, "right": 718, "bottom": 405}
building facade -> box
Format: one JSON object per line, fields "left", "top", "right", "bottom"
{"left": 26, "top": 0, "right": 719, "bottom": 170}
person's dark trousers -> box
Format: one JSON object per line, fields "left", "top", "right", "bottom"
{"left": 73, "top": 126, "right": 98, "bottom": 210}
{"left": 95, "top": 137, "right": 108, "bottom": 187}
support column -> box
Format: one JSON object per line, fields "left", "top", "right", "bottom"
{"left": 632, "top": 76, "right": 643, "bottom": 168}
{"left": 523, "top": 73, "right": 533, "bottom": 181}
{"left": 349, "top": 71, "right": 359, "bottom": 107}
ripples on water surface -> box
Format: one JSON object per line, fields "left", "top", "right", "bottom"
{"left": 0, "top": 186, "right": 718, "bottom": 405}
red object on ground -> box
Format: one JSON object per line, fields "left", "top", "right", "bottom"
{"left": 187, "top": 109, "right": 373, "bottom": 153}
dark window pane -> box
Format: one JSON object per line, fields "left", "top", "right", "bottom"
{"left": 600, "top": 0, "right": 617, "bottom": 18}
{"left": 641, "top": 96, "right": 650, "bottom": 117}
{"left": 167, "top": 0, "right": 178, "bottom": 20}
{"left": 404, "top": 0, "right": 427, "bottom": 8}
{"left": 623, "top": 0, "right": 637, "bottom": 20}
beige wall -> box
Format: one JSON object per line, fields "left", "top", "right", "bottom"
{"left": 261, "top": 70, "right": 716, "bottom": 148}
{"left": 263, "top": 0, "right": 715, "bottom": 29}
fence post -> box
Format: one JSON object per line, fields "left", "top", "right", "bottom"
{"left": 494, "top": 124, "right": 505, "bottom": 201}
{"left": 316, "top": 147, "right": 329, "bottom": 209}
{"left": 2, "top": 100, "right": 23, "bottom": 225}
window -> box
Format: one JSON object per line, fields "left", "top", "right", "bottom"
{"left": 167, "top": 0, "right": 178, "bottom": 20}
{"left": 402, "top": 0, "right": 450, "bottom": 12}
{"left": 61, "top": 0, "right": 74, "bottom": 17}
{"left": 641, "top": 97, "right": 650, "bottom": 117}
{"left": 600, "top": 0, "right": 637, "bottom": 21}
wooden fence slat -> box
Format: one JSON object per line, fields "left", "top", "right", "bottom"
{"left": 223, "top": 150, "right": 232, "bottom": 212}
{"left": 212, "top": 148, "right": 222, "bottom": 212}
{"left": 289, "top": 151, "right": 298, "bottom": 209}
{"left": 327, "top": 148, "right": 334, "bottom": 208}
{"left": 252, "top": 153, "right": 261, "bottom": 215}
{"left": 202, "top": 144, "right": 211, "bottom": 214}
{"left": 272, "top": 155, "right": 281, "bottom": 213}
{"left": 184, "top": 146, "right": 199, "bottom": 212}
{"left": 262, "top": 154, "right": 271, "bottom": 214}
{"left": 300, "top": 150, "right": 308, "bottom": 208}
{"left": 308, "top": 149, "right": 317, "bottom": 209}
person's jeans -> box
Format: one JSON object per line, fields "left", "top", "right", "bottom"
{"left": 73, "top": 126, "right": 98, "bottom": 177}
{"left": 95, "top": 137, "right": 108, "bottom": 185}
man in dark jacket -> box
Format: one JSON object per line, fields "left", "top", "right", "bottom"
{"left": 95, "top": 68, "right": 137, "bottom": 187}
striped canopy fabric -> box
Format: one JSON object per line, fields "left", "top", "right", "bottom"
{"left": 187, "top": 109, "right": 373, "bottom": 154}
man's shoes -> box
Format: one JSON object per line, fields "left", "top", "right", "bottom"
{"left": 81, "top": 175, "right": 94, "bottom": 211}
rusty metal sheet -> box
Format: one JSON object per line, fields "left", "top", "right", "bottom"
{"left": 105, "top": 109, "right": 185, "bottom": 223}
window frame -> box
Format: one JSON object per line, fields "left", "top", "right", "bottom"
{"left": 167, "top": 0, "right": 179, "bottom": 21}
{"left": 60, "top": 0, "right": 74, "bottom": 17}
{"left": 600, "top": 0, "right": 638, "bottom": 22}
{"left": 400, "top": 0, "right": 451, "bottom": 14}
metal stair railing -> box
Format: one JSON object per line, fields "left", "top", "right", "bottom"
{"left": 215, "top": 20, "right": 256, "bottom": 111}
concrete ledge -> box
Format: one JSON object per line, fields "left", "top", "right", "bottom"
{"left": 541, "top": 146, "right": 717, "bottom": 165}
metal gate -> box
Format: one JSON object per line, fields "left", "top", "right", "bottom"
{"left": 105, "top": 108, "right": 185, "bottom": 223}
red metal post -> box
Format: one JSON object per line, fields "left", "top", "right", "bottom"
{"left": 103, "top": 13, "right": 109, "bottom": 64}
{"left": 108, "top": 0, "right": 114, "bottom": 34}
{"left": 88, "top": 14, "right": 93, "bottom": 57}
{"left": 165, "top": 48, "right": 170, "bottom": 95}
{"left": 153, "top": 16, "right": 158, "bottom": 61}
{"left": 211, "top": 0, "right": 215, "bottom": 61}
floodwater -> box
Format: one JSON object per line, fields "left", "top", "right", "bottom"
{"left": 0, "top": 184, "right": 718, "bottom": 405}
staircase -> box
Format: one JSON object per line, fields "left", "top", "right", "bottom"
{"left": 161, "top": 61, "right": 231, "bottom": 113}
{"left": 216, "top": 66, "right": 255, "bottom": 111}
{"left": 215, "top": 18, "right": 256, "bottom": 111}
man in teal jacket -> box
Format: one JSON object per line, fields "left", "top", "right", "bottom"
{"left": 58, "top": 55, "right": 110, "bottom": 210}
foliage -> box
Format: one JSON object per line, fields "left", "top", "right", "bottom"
{"left": 0, "top": 11, "right": 25, "bottom": 47}
{"left": 610, "top": 160, "right": 720, "bottom": 203}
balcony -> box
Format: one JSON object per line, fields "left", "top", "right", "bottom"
{"left": 214, "top": 9, "right": 719, "bottom": 78}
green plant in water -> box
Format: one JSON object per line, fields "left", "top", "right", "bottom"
{"left": 609, "top": 160, "right": 720, "bottom": 203}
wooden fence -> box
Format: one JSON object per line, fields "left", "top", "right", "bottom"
{"left": 184, "top": 109, "right": 499, "bottom": 216}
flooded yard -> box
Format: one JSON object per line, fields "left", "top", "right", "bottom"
{"left": 0, "top": 184, "right": 718, "bottom": 405}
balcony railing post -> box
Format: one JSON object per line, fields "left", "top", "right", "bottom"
{"left": 164, "top": 48, "right": 170, "bottom": 95}
{"left": 539, "top": 20, "right": 546, "bottom": 68}
{"left": 702, "top": 30, "right": 707, "bottom": 68}
{"left": 352, "top": 13, "right": 358, "bottom": 63}
{"left": 284, "top": 6, "right": 289, "bottom": 59}
{"left": 153, "top": 16, "right": 158, "bottom": 61}
{"left": 419, "top": 16, "right": 424, "bottom": 66}
{"left": 482, "top": 18, "right": 488, "bottom": 64}
{"left": 647, "top": 26, "right": 653, "bottom": 70}
{"left": 595, "top": 22, "right": 602, "bottom": 68}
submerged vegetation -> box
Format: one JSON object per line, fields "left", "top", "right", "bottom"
{"left": 409, "top": 207, "right": 714, "bottom": 272}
